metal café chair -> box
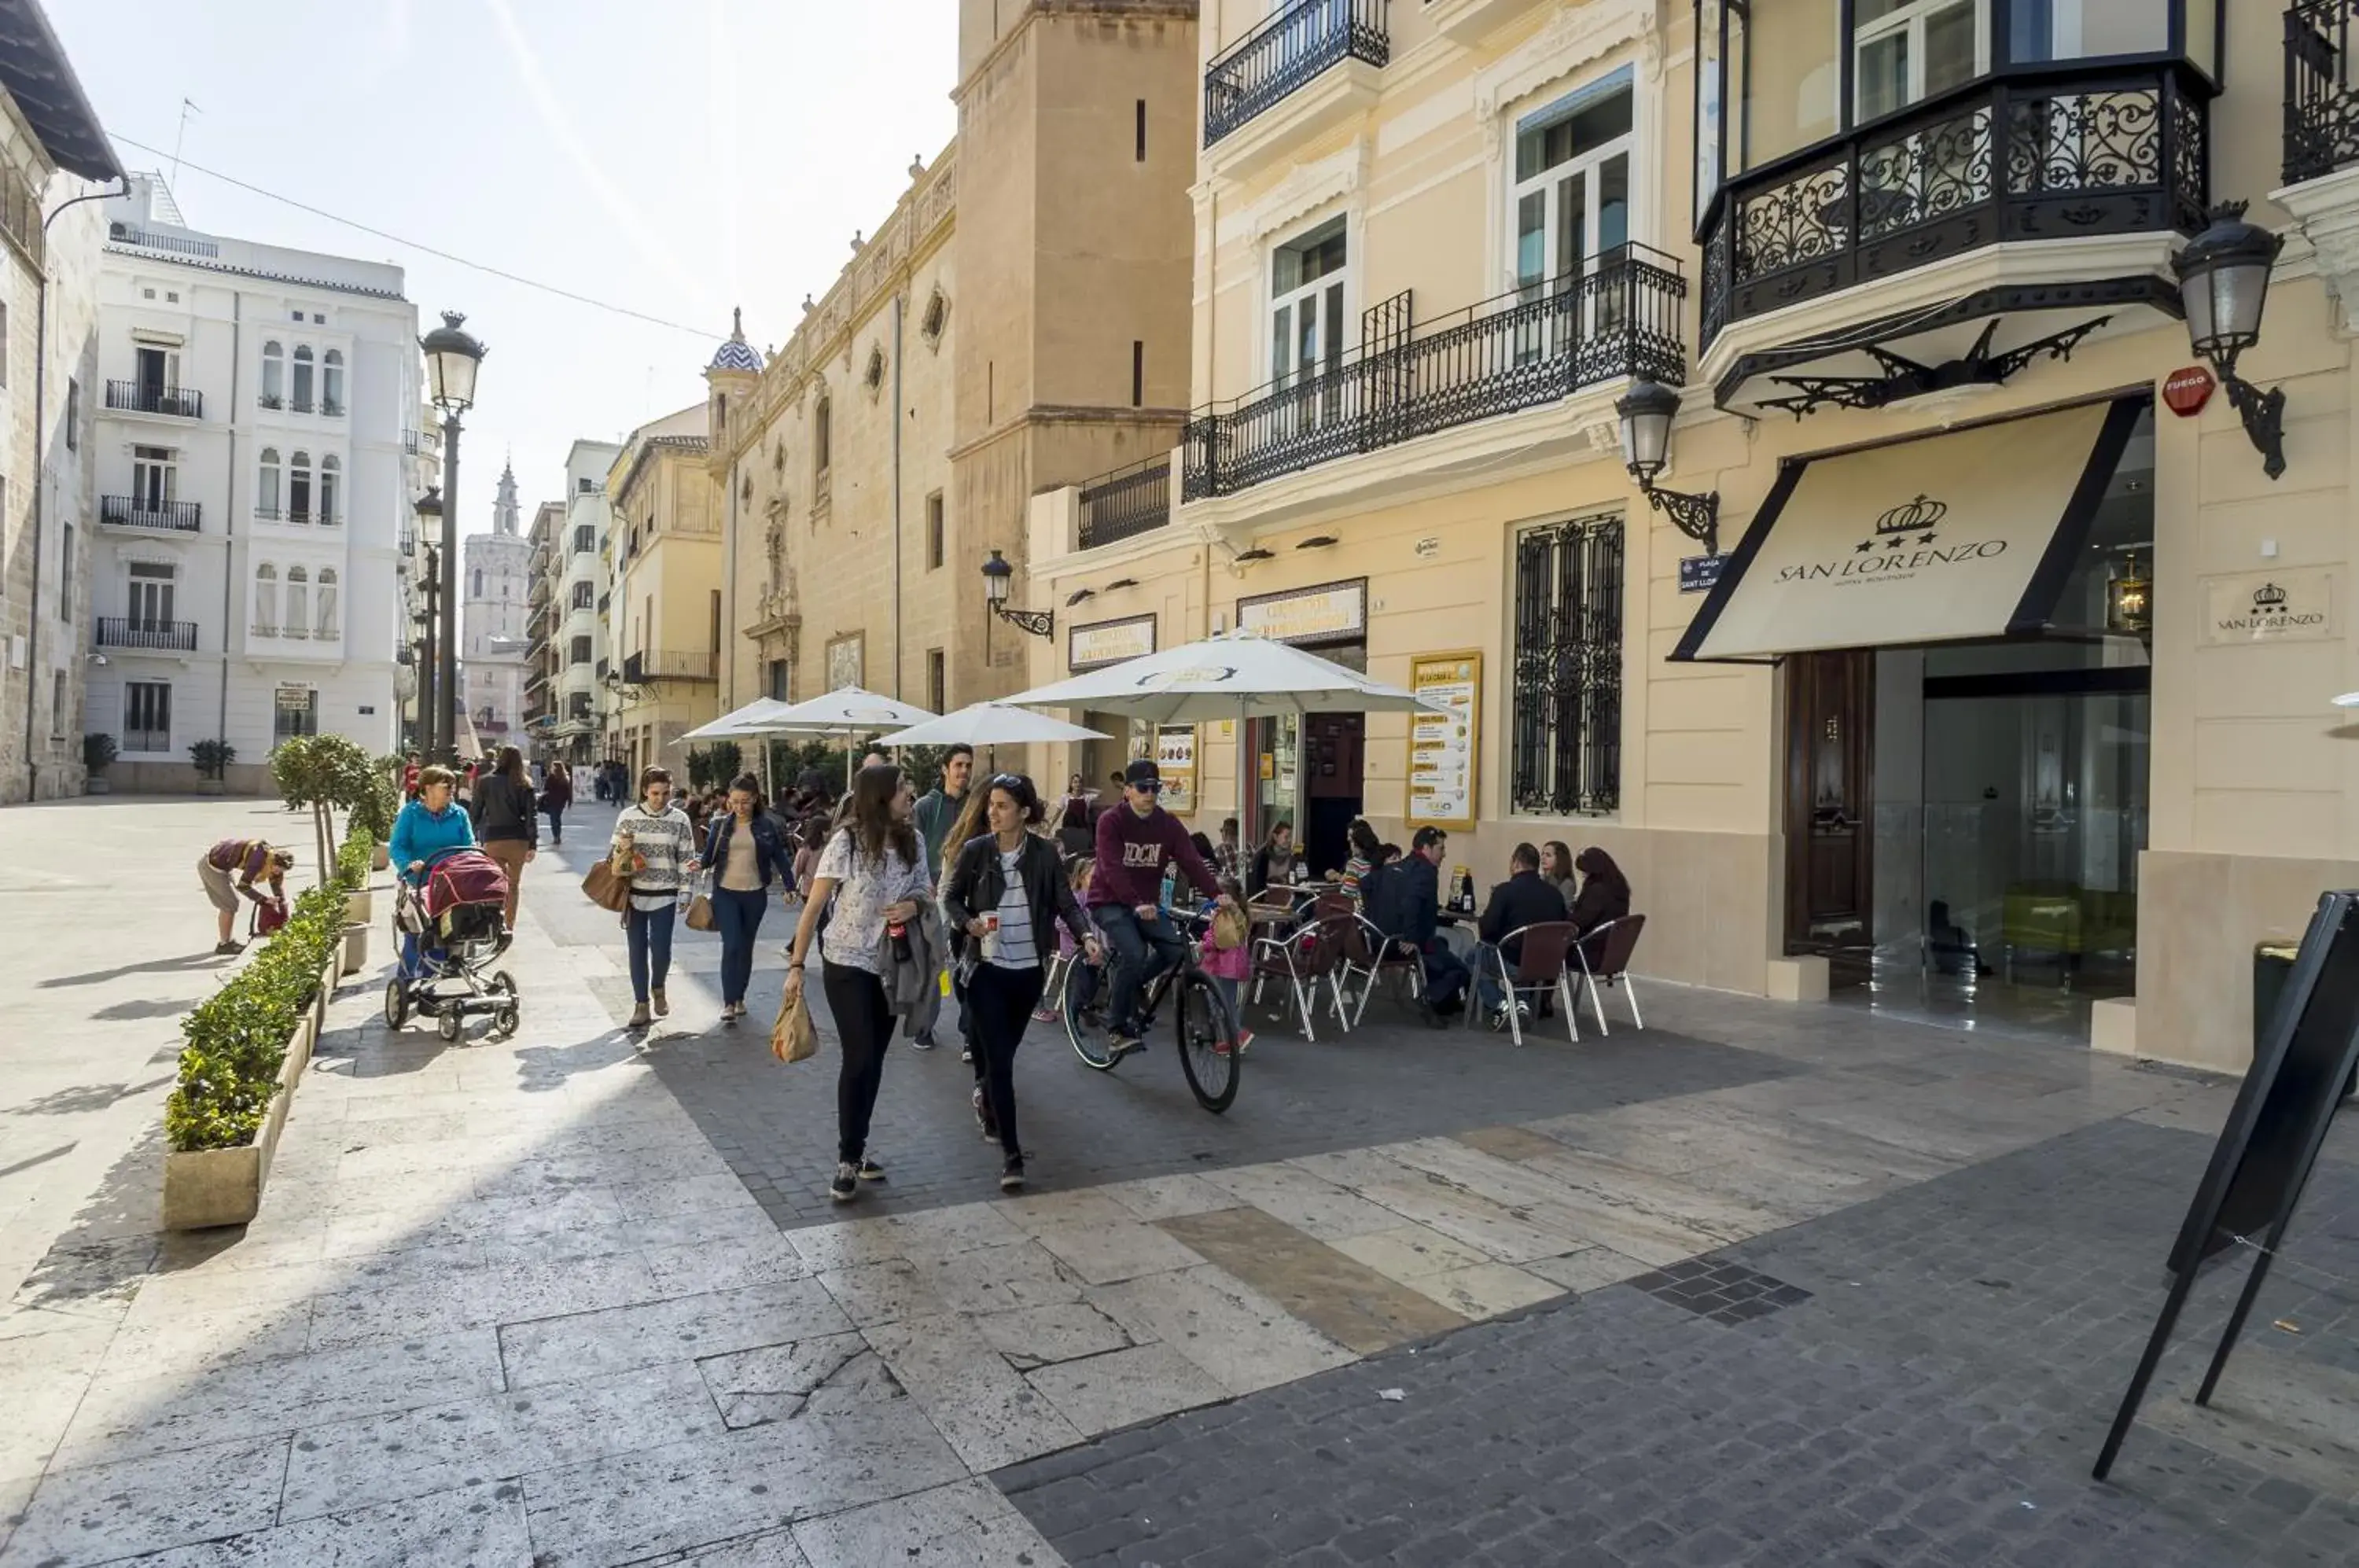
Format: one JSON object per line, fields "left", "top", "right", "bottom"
{"left": 1572, "top": 915, "right": 1648, "bottom": 1035}
{"left": 1469, "top": 920, "right": 1581, "bottom": 1047}
{"left": 1336, "top": 912, "right": 1426, "bottom": 1025}
{"left": 1249, "top": 912, "right": 1354, "bottom": 1041}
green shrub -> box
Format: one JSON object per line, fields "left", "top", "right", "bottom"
{"left": 687, "top": 740, "right": 744, "bottom": 793}
{"left": 189, "top": 738, "right": 236, "bottom": 779}
{"left": 83, "top": 733, "right": 118, "bottom": 772}
{"left": 164, "top": 830, "right": 372, "bottom": 1152}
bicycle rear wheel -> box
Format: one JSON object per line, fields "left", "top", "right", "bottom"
{"left": 1174, "top": 969, "right": 1240, "bottom": 1113}
{"left": 1063, "top": 957, "right": 1118, "bottom": 1070}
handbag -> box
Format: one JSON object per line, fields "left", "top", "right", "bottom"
{"left": 580, "top": 858, "right": 631, "bottom": 914}
{"left": 771, "top": 981, "right": 819, "bottom": 1063}
{"left": 684, "top": 874, "right": 716, "bottom": 933}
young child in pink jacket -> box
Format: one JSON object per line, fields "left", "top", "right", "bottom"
{"left": 1198, "top": 875, "right": 1253, "bottom": 1053}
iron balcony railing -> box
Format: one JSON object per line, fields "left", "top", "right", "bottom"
{"left": 2287, "top": 2, "right": 2359, "bottom": 183}
{"left": 1699, "top": 62, "right": 2211, "bottom": 345}
{"left": 320, "top": 396, "right": 344, "bottom": 417}
{"left": 1079, "top": 456, "right": 1172, "bottom": 549}
{"left": 108, "top": 223, "right": 219, "bottom": 258}
{"left": 624, "top": 650, "right": 718, "bottom": 683}
{"left": 1183, "top": 245, "right": 1685, "bottom": 501}
{"left": 1205, "top": 0, "right": 1388, "bottom": 146}
{"left": 97, "top": 617, "right": 197, "bottom": 652}
{"left": 105, "top": 381, "right": 203, "bottom": 418}
{"left": 100, "top": 495, "right": 201, "bottom": 532}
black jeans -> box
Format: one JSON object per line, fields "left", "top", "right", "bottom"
{"left": 821, "top": 961, "right": 895, "bottom": 1165}
{"left": 967, "top": 963, "right": 1045, "bottom": 1162}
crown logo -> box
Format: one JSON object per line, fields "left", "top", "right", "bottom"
{"left": 2254, "top": 581, "right": 2289, "bottom": 609}
{"left": 1875, "top": 495, "right": 1949, "bottom": 536}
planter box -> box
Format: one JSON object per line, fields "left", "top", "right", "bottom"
{"left": 161, "top": 955, "right": 337, "bottom": 1231}
{"left": 84, "top": 777, "right": 112, "bottom": 795}
{"left": 371, "top": 844, "right": 390, "bottom": 872}
{"left": 194, "top": 778, "right": 225, "bottom": 796}
{"left": 340, "top": 922, "right": 370, "bottom": 977}
{"left": 344, "top": 889, "right": 374, "bottom": 926}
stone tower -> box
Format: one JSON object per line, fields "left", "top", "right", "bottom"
{"left": 462, "top": 457, "right": 535, "bottom": 751}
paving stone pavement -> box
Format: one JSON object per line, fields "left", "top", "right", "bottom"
{"left": 994, "top": 1114, "right": 2359, "bottom": 1568}
{"left": 6, "top": 800, "right": 2351, "bottom": 1566}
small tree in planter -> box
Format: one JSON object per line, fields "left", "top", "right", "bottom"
{"left": 270, "top": 734, "right": 377, "bottom": 889}
{"left": 189, "top": 738, "right": 235, "bottom": 793}
{"left": 83, "top": 733, "right": 118, "bottom": 794}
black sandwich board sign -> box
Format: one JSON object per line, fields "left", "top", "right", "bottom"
{"left": 2093, "top": 889, "right": 2359, "bottom": 1481}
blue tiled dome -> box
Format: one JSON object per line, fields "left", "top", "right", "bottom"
{"left": 708, "top": 307, "right": 761, "bottom": 374}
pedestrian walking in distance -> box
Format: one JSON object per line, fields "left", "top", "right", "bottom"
{"left": 942, "top": 773, "right": 1101, "bottom": 1191}
{"left": 540, "top": 761, "right": 573, "bottom": 845}
{"left": 704, "top": 772, "right": 796, "bottom": 1023}
{"left": 473, "top": 746, "right": 539, "bottom": 932}
{"left": 613, "top": 767, "right": 700, "bottom": 1031}
{"left": 782, "top": 763, "right": 932, "bottom": 1205}
{"left": 908, "top": 744, "right": 974, "bottom": 1051}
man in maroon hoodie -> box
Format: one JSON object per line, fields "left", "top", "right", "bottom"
{"left": 1090, "top": 757, "right": 1227, "bottom": 1056}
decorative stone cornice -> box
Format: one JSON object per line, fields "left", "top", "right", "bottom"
{"left": 2273, "top": 165, "right": 2359, "bottom": 335}
{"left": 1473, "top": 0, "right": 1654, "bottom": 158}
{"left": 1239, "top": 138, "right": 1370, "bottom": 244}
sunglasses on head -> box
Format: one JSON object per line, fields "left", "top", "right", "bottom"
{"left": 988, "top": 773, "right": 1026, "bottom": 793}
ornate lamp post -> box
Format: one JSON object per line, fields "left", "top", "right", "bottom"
{"left": 419, "top": 311, "right": 486, "bottom": 761}
{"left": 1614, "top": 378, "right": 1720, "bottom": 557}
{"left": 2173, "top": 203, "right": 2286, "bottom": 480}
{"left": 411, "top": 488, "right": 443, "bottom": 758}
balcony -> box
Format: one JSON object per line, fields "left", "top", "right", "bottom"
{"left": 1183, "top": 248, "right": 1685, "bottom": 501}
{"left": 1699, "top": 64, "right": 2211, "bottom": 348}
{"left": 105, "top": 381, "right": 203, "bottom": 419}
{"left": 100, "top": 495, "right": 201, "bottom": 533}
{"left": 1204, "top": 0, "right": 1387, "bottom": 148}
{"left": 1079, "top": 457, "right": 1172, "bottom": 550}
{"left": 255, "top": 507, "right": 337, "bottom": 527}
{"left": 2289, "top": 2, "right": 2359, "bottom": 184}
{"left": 97, "top": 617, "right": 197, "bottom": 652}
{"left": 623, "top": 650, "right": 717, "bottom": 683}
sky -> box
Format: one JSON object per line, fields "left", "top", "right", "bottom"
{"left": 50, "top": 0, "right": 962, "bottom": 536}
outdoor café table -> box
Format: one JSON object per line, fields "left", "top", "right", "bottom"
{"left": 1433, "top": 907, "right": 1479, "bottom": 963}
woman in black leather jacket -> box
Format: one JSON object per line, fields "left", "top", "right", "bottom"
{"left": 941, "top": 774, "right": 1102, "bottom": 1191}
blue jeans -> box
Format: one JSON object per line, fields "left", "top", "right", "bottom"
{"left": 1473, "top": 940, "right": 1506, "bottom": 1013}
{"left": 712, "top": 885, "right": 769, "bottom": 1007}
{"left": 546, "top": 806, "right": 564, "bottom": 844}
{"left": 626, "top": 902, "right": 677, "bottom": 1004}
{"left": 1092, "top": 905, "right": 1186, "bottom": 1038}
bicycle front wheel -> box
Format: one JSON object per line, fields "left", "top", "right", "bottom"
{"left": 1064, "top": 958, "right": 1118, "bottom": 1071}
{"left": 1174, "top": 969, "right": 1240, "bottom": 1113}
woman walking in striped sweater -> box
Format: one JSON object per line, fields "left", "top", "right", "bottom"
{"left": 611, "top": 766, "right": 701, "bottom": 1031}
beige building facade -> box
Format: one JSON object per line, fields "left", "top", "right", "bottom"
{"left": 708, "top": 2, "right": 1202, "bottom": 722}
{"left": 1016, "top": 0, "right": 2359, "bottom": 1073}
{"left": 603, "top": 403, "right": 719, "bottom": 777}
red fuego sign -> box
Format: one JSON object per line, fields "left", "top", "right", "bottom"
{"left": 2163, "top": 365, "right": 2215, "bottom": 417}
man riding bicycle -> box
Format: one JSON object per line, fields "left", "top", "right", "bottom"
{"left": 1088, "top": 757, "right": 1231, "bottom": 1058}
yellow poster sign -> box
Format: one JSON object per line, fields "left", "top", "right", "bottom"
{"left": 1406, "top": 650, "right": 1481, "bottom": 831}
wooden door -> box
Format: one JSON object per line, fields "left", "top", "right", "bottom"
{"left": 1784, "top": 651, "right": 1874, "bottom": 957}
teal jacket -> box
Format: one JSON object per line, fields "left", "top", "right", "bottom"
{"left": 912, "top": 787, "right": 967, "bottom": 877}
{"left": 389, "top": 797, "right": 478, "bottom": 885}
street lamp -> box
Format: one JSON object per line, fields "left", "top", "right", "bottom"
{"left": 412, "top": 487, "right": 444, "bottom": 759}
{"left": 980, "top": 549, "right": 1054, "bottom": 638}
{"left": 1615, "top": 378, "right": 1719, "bottom": 556}
{"left": 419, "top": 311, "right": 487, "bottom": 763}
{"left": 2173, "top": 203, "right": 2286, "bottom": 480}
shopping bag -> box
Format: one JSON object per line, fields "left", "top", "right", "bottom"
{"left": 580, "top": 859, "right": 631, "bottom": 914}
{"left": 684, "top": 876, "right": 716, "bottom": 933}
{"left": 771, "top": 984, "right": 819, "bottom": 1063}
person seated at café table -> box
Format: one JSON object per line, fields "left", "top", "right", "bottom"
{"left": 1248, "top": 819, "right": 1297, "bottom": 897}
{"left": 1566, "top": 845, "right": 1633, "bottom": 967}
{"left": 1474, "top": 841, "right": 1570, "bottom": 1030}
{"left": 1368, "top": 826, "right": 1467, "bottom": 1021}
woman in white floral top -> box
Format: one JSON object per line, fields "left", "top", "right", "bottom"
{"left": 782, "top": 763, "right": 930, "bottom": 1204}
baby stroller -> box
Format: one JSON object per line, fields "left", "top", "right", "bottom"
{"left": 385, "top": 847, "right": 520, "bottom": 1043}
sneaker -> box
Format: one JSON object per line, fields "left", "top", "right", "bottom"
{"left": 829, "top": 1163, "right": 859, "bottom": 1202}
{"left": 627, "top": 1003, "right": 653, "bottom": 1030}
{"left": 960, "top": 1047, "right": 973, "bottom": 1064}
{"left": 651, "top": 988, "right": 669, "bottom": 1018}
{"left": 1030, "top": 1007, "right": 1058, "bottom": 1024}
{"left": 999, "top": 1159, "right": 1026, "bottom": 1193}
{"left": 213, "top": 940, "right": 242, "bottom": 956}
{"left": 911, "top": 1028, "right": 937, "bottom": 1052}
{"left": 1108, "top": 1032, "right": 1144, "bottom": 1059}
{"left": 1236, "top": 1029, "right": 1256, "bottom": 1054}
{"left": 856, "top": 1157, "right": 886, "bottom": 1182}
{"left": 971, "top": 1084, "right": 998, "bottom": 1141}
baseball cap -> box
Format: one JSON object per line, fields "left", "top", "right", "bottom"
{"left": 1123, "top": 758, "right": 1162, "bottom": 790}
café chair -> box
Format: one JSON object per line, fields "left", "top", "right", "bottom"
{"left": 1471, "top": 921, "right": 1581, "bottom": 1048}
{"left": 1572, "top": 915, "right": 1647, "bottom": 1034}
{"left": 1335, "top": 913, "right": 1426, "bottom": 1025}
{"left": 1250, "top": 913, "right": 1354, "bottom": 1041}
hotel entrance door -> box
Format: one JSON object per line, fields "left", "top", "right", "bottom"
{"left": 1784, "top": 650, "right": 1875, "bottom": 965}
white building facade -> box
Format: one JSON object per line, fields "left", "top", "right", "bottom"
{"left": 550, "top": 438, "right": 618, "bottom": 764}
{"left": 88, "top": 175, "right": 417, "bottom": 792}
{"left": 462, "top": 458, "right": 530, "bottom": 753}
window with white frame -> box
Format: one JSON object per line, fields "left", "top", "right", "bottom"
{"left": 289, "top": 451, "right": 313, "bottom": 522}
{"left": 1854, "top": 0, "right": 1985, "bottom": 122}
{"left": 291, "top": 345, "right": 315, "bottom": 412}
{"left": 260, "top": 340, "right": 284, "bottom": 407}
{"left": 133, "top": 445, "right": 176, "bottom": 514}
{"left": 273, "top": 686, "right": 318, "bottom": 742}
{"left": 322, "top": 349, "right": 344, "bottom": 414}
{"left": 127, "top": 561, "right": 176, "bottom": 629}
{"left": 318, "top": 455, "right": 340, "bottom": 525}
{"left": 258, "top": 447, "right": 282, "bottom": 518}
{"left": 124, "top": 680, "right": 171, "bottom": 753}
{"left": 285, "top": 565, "right": 310, "bottom": 639}
{"left": 1269, "top": 217, "right": 1348, "bottom": 393}
{"left": 572, "top": 581, "right": 593, "bottom": 609}
{"left": 1513, "top": 68, "right": 1635, "bottom": 300}
{"left": 254, "top": 562, "right": 279, "bottom": 636}
{"left": 314, "top": 569, "right": 339, "bottom": 639}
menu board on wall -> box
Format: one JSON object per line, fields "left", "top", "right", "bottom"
{"left": 1406, "top": 651, "right": 1480, "bottom": 831}
{"left": 1156, "top": 724, "right": 1197, "bottom": 815}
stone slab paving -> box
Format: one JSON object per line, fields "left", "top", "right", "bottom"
{"left": 7, "top": 796, "right": 2333, "bottom": 1565}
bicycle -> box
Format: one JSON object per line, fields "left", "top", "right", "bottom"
{"left": 1061, "top": 906, "right": 1241, "bottom": 1113}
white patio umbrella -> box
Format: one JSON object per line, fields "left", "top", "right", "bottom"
{"left": 875, "top": 701, "right": 1109, "bottom": 748}
{"left": 999, "top": 628, "right": 1448, "bottom": 825}
{"left": 675, "top": 698, "right": 798, "bottom": 743}
{"left": 752, "top": 686, "right": 941, "bottom": 786}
